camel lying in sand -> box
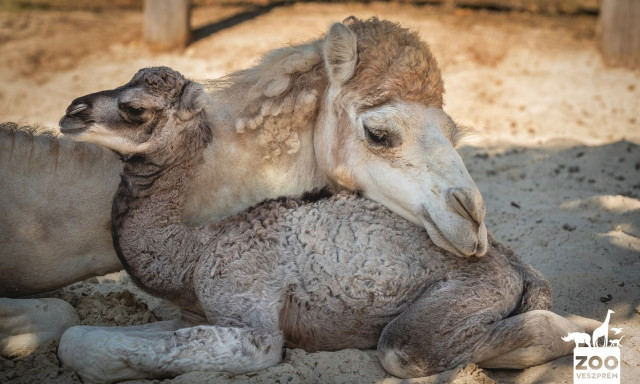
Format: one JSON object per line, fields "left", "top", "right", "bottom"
{"left": 2, "top": 17, "right": 487, "bottom": 357}
{"left": 1, "top": 17, "right": 485, "bottom": 299}
{"left": 57, "top": 67, "right": 581, "bottom": 382}
{"left": 0, "top": 124, "right": 120, "bottom": 357}
{"left": 0, "top": 124, "right": 121, "bottom": 296}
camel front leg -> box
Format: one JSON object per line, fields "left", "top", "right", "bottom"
{"left": 377, "top": 283, "right": 582, "bottom": 378}
{"left": 58, "top": 321, "right": 283, "bottom": 383}
{"left": 474, "top": 310, "right": 582, "bottom": 368}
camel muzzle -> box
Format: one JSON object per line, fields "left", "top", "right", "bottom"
{"left": 445, "top": 187, "right": 485, "bottom": 227}
{"left": 65, "top": 103, "right": 88, "bottom": 116}
{"left": 60, "top": 100, "right": 95, "bottom": 133}
{"left": 419, "top": 185, "right": 488, "bottom": 258}
{"left": 59, "top": 114, "right": 90, "bottom": 133}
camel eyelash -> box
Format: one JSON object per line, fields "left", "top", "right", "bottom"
{"left": 363, "top": 124, "right": 387, "bottom": 144}
{"left": 363, "top": 124, "right": 401, "bottom": 148}
{"left": 122, "top": 105, "right": 145, "bottom": 116}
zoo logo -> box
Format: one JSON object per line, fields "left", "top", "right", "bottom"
{"left": 562, "top": 309, "right": 622, "bottom": 384}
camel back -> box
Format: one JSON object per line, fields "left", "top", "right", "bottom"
{"left": 0, "top": 123, "right": 122, "bottom": 296}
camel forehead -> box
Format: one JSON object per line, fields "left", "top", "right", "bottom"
{"left": 129, "top": 67, "right": 186, "bottom": 97}
{"left": 363, "top": 103, "right": 449, "bottom": 130}
{"left": 345, "top": 18, "right": 444, "bottom": 108}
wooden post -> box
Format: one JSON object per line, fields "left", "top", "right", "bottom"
{"left": 144, "top": 0, "right": 191, "bottom": 51}
{"left": 598, "top": 0, "right": 640, "bottom": 68}
{"left": 443, "top": 0, "right": 456, "bottom": 12}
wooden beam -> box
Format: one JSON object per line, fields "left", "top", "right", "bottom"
{"left": 144, "top": 0, "right": 191, "bottom": 51}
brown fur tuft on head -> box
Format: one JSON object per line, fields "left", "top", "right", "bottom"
{"left": 131, "top": 67, "right": 188, "bottom": 102}
{"left": 342, "top": 17, "right": 445, "bottom": 108}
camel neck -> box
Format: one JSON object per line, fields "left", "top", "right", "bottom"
{"left": 111, "top": 141, "right": 210, "bottom": 308}
{"left": 184, "top": 42, "right": 331, "bottom": 224}
{"left": 117, "top": 156, "right": 194, "bottom": 213}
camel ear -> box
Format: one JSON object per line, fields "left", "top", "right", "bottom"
{"left": 176, "top": 82, "right": 205, "bottom": 121}
{"left": 323, "top": 22, "right": 357, "bottom": 85}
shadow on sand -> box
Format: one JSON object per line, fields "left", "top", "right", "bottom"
{"left": 458, "top": 139, "right": 639, "bottom": 383}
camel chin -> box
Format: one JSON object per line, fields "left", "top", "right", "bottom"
{"left": 415, "top": 207, "right": 487, "bottom": 258}
{"left": 59, "top": 119, "right": 89, "bottom": 134}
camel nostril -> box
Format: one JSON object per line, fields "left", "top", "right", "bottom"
{"left": 66, "top": 103, "right": 88, "bottom": 116}
{"left": 447, "top": 187, "right": 484, "bottom": 226}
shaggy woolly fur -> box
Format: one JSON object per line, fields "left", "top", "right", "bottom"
{"left": 218, "top": 17, "right": 446, "bottom": 160}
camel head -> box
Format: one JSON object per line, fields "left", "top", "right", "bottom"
{"left": 316, "top": 17, "right": 487, "bottom": 257}
{"left": 59, "top": 67, "right": 210, "bottom": 164}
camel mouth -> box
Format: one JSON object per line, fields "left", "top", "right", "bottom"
{"left": 59, "top": 126, "right": 88, "bottom": 134}
{"left": 419, "top": 214, "right": 467, "bottom": 258}
{"left": 419, "top": 208, "right": 487, "bottom": 258}
{"left": 59, "top": 115, "right": 90, "bottom": 134}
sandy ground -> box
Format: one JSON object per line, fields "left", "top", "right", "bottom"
{"left": 0, "top": 2, "right": 638, "bottom": 383}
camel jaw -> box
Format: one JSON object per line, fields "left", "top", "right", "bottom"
{"left": 419, "top": 210, "right": 488, "bottom": 258}
{"left": 59, "top": 115, "right": 91, "bottom": 134}
{"left": 59, "top": 102, "right": 92, "bottom": 134}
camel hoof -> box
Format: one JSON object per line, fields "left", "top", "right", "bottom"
{"left": 58, "top": 326, "right": 105, "bottom": 383}
{"left": 58, "top": 325, "right": 152, "bottom": 384}
{"left": 0, "top": 298, "right": 79, "bottom": 358}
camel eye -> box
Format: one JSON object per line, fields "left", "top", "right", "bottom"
{"left": 364, "top": 124, "right": 391, "bottom": 147}
{"left": 121, "top": 103, "right": 144, "bottom": 117}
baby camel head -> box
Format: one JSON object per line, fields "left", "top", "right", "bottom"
{"left": 59, "top": 67, "right": 210, "bottom": 164}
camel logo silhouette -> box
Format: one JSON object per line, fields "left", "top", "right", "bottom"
{"left": 563, "top": 309, "right": 621, "bottom": 384}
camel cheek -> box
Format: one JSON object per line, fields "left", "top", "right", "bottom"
{"left": 333, "top": 165, "right": 357, "bottom": 190}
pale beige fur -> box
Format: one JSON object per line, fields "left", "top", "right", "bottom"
{"left": 185, "top": 18, "right": 487, "bottom": 261}
{"left": 0, "top": 123, "right": 122, "bottom": 296}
